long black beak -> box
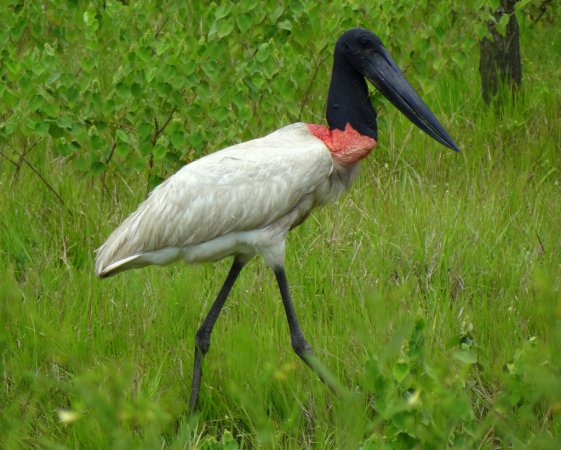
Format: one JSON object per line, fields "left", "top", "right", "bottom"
{"left": 365, "top": 47, "right": 460, "bottom": 152}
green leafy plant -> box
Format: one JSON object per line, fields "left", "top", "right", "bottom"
{"left": 2, "top": 0, "right": 545, "bottom": 192}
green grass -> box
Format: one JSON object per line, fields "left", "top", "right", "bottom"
{"left": 2, "top": 17, "right": 561, "bottom": 450}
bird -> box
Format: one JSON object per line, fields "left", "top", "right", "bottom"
{"left": 95, "top": 28, "right": 459, "bottom": 412}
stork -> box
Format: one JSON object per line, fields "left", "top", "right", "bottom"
{"left": 95, "top": 29, "right": 459, "bottom": 412}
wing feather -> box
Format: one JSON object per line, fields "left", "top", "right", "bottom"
{"left": 95, "top": 123, "right": 331, "bottom": 274}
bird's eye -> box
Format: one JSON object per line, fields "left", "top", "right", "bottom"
{"left": 359, "top": 38, "right": 370, "bottom": 48}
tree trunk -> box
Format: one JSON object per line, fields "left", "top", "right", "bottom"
{"left": 479, "top": 0, "right": 522, "bottom": 105}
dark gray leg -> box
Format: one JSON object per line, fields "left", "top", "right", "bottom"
{"left": 273, "top": 266, "right": 339, "bottom": 393}
{"left": 189, "top": 258, "right": 244, "bottom": 413}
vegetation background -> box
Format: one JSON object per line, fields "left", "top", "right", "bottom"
{"left": 1, "top": 0, "right": 560, "bottom": 448}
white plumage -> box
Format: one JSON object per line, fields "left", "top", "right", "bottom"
{"left": 95, "top": 123, "right": 357, "bottom": 277}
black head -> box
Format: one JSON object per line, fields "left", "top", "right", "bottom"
{"left": 333, "top": 29, "right": 384, "bottom": 71}
{"left": 327, "top": 28, "right": 460, "bottom": 152}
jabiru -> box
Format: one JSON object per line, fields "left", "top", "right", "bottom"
{"left": 95, "top": 28, "right": 459, "bottom": 412}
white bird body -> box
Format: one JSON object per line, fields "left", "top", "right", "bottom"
{"left": 95, "top": 123, "right": 360, "bottom": 277}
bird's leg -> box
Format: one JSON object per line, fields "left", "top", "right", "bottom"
{"left": 273, "top": 267, "right": 340, "bottom": 394}
{"left": 189, "top": 258, "right": 245, "bottom": 413}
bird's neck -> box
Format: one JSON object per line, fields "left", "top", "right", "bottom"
{"left": 306, "top": 123, "right": 376, "bottom": 164}
{"left": 326, "top": 54, "right": 378, "bottom": 141}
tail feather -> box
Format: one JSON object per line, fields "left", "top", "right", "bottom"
{"left": 95, "top": 209, "right": 147, "bottom": 277}
{"left": 95, "top": 253, "right": 146, "bottom": 278}
{"left": 95, "top": 177, "right": 182, "bottom": 278}
{"left": 95, "top": 204, "right": 183, "bottom": 277}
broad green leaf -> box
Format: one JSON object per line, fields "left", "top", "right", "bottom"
{"left": 270, "top": 6, "right": 284, "bottom": 22}
{"left": 115, "top": 83, "right": 130, "bottom": 99}
{"left": 90, "top": 134, "right": 104, "bottom": 151}
{"left": 34, "top": 121, "right": 50, "bottom": 136}
{"left": 155, "top": 41, "right": 169, "bottom": 56}
{"left": 138, "top": 45, "right": 152, "bottom": 62}
{"left": 82, "top": 57, "right": 96, "bottom": 73}
{"left": 236, "top": 14, "right": 252, "bottom": 33}
{"left": 90, "top": 161, "right": 105, "bottom": 175}
{"left": 278, "top": 20, "right": 292, "bottom": 31}
{"left": 115, "top": 143, "right": 130, "bottom": 157}
{"left": 255, "top": 44, "right": 271, "bottom": 63}
{"left": 5, "top": 59, "right": 21, "bottom": 77}
{"left": 170, "top": 131, "right": 186, "bottom": 149}
{"left": 130, "top": 83, "right": 142, "bottom": 98}
{"left": 48, "top": 122, "right": 65, "bottom": 138}
{"left": 39, "top": 100, "right": 59, "bottom": 118}
{"left": 392, "top": 361, "right": 410, "bottom": 383}
{"left": 496, "top": 13, "right": 510, "bottom": 37}
{"left": 1, "top": 119, "right": 17, "bottom": 136}
{"left": 212, "top": 19, "right": 234, "bottom": 39}
{"left": 214, "top": 107, "right": 230, "bottom": 123}
{"left": 515, "top": 0, "right": 533, "bottom": 10}
{"left": 454, "top": 349, "right": 477, "bottom": 365}
{"left": 2, "top": 88, "right": 18, "bottom": 108}
{"left": 55, "top": 138, "right": 71, "bottom": 156}
{"left": 156, "top": 82, "right": 173, "bottom": 96}
{"left": 145, "top": 67, "right": 157, "bottom": 82}
{"left": 215, "top": 3, "right": 232, "bottom": 19}
{"left": 240, "top": 0, "right": 258, "bottom": 12}
{"left": 116, "top": 129, "right": 129, "bottom": 144}
{"left": 46, "top": 71, "right": 61, "bottom": 85}
{"left": 153, "top": 145, "right": 167, "bottom": 161}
